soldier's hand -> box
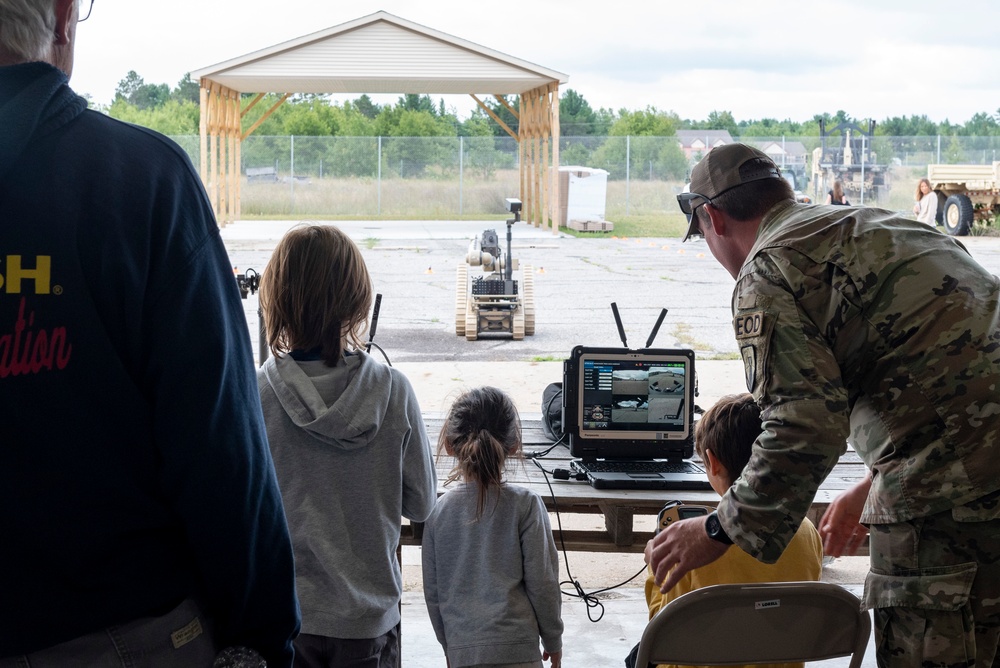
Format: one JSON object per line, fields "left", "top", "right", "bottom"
{"left": 820, "top": 474, "right": 871, "bottom": 557}
{"left": 648, "top": 516, "right": 729, "bottom": 594}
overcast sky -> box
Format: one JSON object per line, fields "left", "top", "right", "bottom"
{"left": 71, "top": 0, "right": 1000, "bottom": 125}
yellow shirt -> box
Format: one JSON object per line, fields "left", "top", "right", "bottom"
{"left": 644, "top": 518, "right": 823, "bottom": 668}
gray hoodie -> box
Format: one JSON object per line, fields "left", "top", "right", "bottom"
{"left": 258, "top": 351, "right": 437, "bottom": 638}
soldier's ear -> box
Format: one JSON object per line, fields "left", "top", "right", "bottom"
{"left": 703, "top": 204, "right": 728, "bottom": 237}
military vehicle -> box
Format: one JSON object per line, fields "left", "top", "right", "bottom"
{"left": 455, "top": 198, "right": 535, "bottom": 341}
{"left": 811, "top": 120, "right": 890, "bottom": 204}
{"left": 927, "top": 162, "right": 1000, "bottom": 236}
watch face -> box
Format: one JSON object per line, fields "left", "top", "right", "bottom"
{"left": 705, "top": 513, "right": 731, "bottom": 544}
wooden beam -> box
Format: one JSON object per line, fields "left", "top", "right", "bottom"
{"left": 240, "top": 92, "right": 266, "bottom": 118}
{"left": 470, "top": 94, "right": 517, "bottom": 141}
{"left": 493, "top": 94, "right": 519, "bottom": 120}
{"left": 241, "top": 93, "right": 291, "bottom": 141}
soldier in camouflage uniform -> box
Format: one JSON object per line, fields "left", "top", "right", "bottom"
{"left": 647, "top": 143, "right": 1000, "bottom": 667}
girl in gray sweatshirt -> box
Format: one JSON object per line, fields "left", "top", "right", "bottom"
{"left": 257, "top": 224, "right": 438, "bottom": 667}
{"left": 422, "top": 387, "right": 563, "bottom": 668}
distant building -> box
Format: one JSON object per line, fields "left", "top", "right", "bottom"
{"left": 676, "top": 130, "right": 734, "bottom": 161}
{"left": 756, "top": 140, "right": 808, "bottom": 170}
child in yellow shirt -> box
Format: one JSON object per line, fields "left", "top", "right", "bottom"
{"left": 628, "top": 393, "right": 823, "bottom": 668}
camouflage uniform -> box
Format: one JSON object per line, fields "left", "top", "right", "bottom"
{"left": 716, "top": 201, "right": 1000, "bottom": 666}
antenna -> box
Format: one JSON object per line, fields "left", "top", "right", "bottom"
{"left": 610, "top": 302, "right": 628, "bottom": 348}
{"left": 365, "top": 294, "right": 392, "bottom": 365}
{"left": 644, "top": 308, "right": 668, "bottom": 348}
{"left": 366, "top": 293, "right": 382, "bottom": 351}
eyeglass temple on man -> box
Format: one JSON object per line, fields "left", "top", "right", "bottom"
{"left": 78, "top": 0, "right": 94, "bottom": 22}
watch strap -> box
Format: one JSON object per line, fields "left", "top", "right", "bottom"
{"left": 705, "top": 511, "right": 734, "bottom": 545}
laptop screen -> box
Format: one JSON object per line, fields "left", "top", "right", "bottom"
{"left": 564, "top": 346, "right": 695, "bottom": 459}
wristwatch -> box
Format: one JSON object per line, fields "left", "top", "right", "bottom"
{"left": 705, "top": 512, "right": 734, "bottom": 545}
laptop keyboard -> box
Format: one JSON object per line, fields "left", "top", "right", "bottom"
{"left": 576, "top": 460, "right": 704, "bottom": 474}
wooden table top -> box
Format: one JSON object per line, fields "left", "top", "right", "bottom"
{"left": 408, "top": 416, "right": 867, "bottom": 554}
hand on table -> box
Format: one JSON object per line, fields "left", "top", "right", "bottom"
{"left": 819, "top": 474, "right": 872, "bottom": 557}
{"left": 647, "top": 516, "right": 729, "bottom": 593}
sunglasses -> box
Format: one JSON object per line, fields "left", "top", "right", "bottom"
{"left": 676, "top": 191, "right": 712, "bottom": 224}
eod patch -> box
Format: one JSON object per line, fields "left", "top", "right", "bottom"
{"left": 733, "top": 309, "right": 772, "bottom": 392}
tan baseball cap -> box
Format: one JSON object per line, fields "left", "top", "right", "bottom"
{"left": 679, "top": 144, "right": 782, "bottom": 241}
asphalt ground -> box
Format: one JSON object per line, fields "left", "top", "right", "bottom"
{"left": 223, "top": 219, "right": 741, "bottom": 364}
{"left": 223, "top": 219, "right": 1000, "bottom": 365}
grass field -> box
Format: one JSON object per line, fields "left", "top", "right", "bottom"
{"left": 239, "top": 166, "right": 997, "bottom": 237}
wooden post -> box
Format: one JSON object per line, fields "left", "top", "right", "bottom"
{"left": 550, "top": 84, "right": 561, "bottom": 235}
{"left": 227, "top": 88, "right": 239, "bottom": 225}
{"left": 540, "top": 87, "right": 551, "bottom": 234}
{"left": 235, "top": 93, "right": 243, "bottom": 221}
{"left": 218, "top": 86, "right": 228, "bottom": 225}
{"left": 209, "top": 83, "right": 221, "bottom": 219}
{"left": 199, "top": 85, "right": 209, "bottom": 193}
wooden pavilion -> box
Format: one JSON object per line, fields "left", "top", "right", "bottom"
{"left": 190, "top": 11, "right": 568, "bottom": 230}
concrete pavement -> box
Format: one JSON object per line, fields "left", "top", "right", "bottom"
{"left": 220, "top": 218, "right": 970, "bottom": 668}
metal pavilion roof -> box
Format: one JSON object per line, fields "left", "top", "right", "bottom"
{"left": 191, "top": 10, "right": 568, "bottom": 95}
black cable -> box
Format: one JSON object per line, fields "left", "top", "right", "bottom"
{"left": 531, "top": 458, "right": 648, "bottom": 623}
{"left": 366, "top": 341, "right": 392, "bottom": 366}
{"left": 525, "top": 431, "right": 567, "bottom": 459}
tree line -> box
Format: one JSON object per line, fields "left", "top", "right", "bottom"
{"left": 100, "top": 70, "right": 1000, "bottom": 180}
{"left": 105, "top": 70, "right": 1000, "bottom": 139}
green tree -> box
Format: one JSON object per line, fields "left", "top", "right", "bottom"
{"left": 172, "top": 73, "right": 200, "bottom": 104}
{"left": 460, "top": 112, "right": 510, "bottom": 178}
{"left": 131, "top": 83, "right": 170, "bottom": 110}
{"left": 483, "top": 95, "right": 519, "bottom": 138}
{"left": 609, "top": 106, "right": 679, "bottom": 136}
{"left": 382, "top": 108, "right": 457, "bottom": 176}
{"left": 397, "top": 93, "right": 436, "bottom": 115}
{"left": 878, "top": 114, "right": 938, "bottom": 136}
{"left": 691, "top": 110, "right": 738, "bottom": 136}
{"left": 943, "top": 135, "right": 966, "bottom": 164}
{"left": 592, "top": 107, "right": 687, "bottom": 179}
{"left": 115, "top": 70, "right": 144, "bottom": 102}
{"left": 352, "top": 94, "right": 380, "bottom": 119}
{"left": 560, "top": 89, "right": 598, "bottom": 136}
{"left": 114, "top": 70, "right": 169, "bottom": 110}
{"left": 108, "top": 98, "right": 199, "bottom": 134}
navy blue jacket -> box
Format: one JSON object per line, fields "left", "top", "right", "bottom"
{"left": 0, "top": 62, "right": 299, "bottom": 664}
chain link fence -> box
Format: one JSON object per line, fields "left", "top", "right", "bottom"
{"left": 171, "top": 135, "right": 1000, "bottom": 218}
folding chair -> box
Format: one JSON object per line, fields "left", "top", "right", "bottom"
{"left": 634, "top": 581, "right": 871, "bottom": 668}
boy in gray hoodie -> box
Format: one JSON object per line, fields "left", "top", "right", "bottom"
{"left": 257, "top": 224, "right": 438, "bottom": 667}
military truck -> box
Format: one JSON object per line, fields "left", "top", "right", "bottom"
{"left": 927, "top": 162, "right": 1000, "bottom": 236}
{"left": 455, "top": 199, "right": 535, "bottom": 341}
{"left": 811, "top": 120, "right": 890, "bottom": 204}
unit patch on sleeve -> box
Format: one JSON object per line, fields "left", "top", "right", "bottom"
{"left": 741, "top": 345, "right": 757, "bottom": 391}
{"left": 733, "top": 309, "right": 774, "bottom": 394}
{"left": 734, "top": 310, "right": 766, "bottom": 340}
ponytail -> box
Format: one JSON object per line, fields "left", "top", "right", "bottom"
{"left": 438, "top": 387, "right": 522, "bottom": 519}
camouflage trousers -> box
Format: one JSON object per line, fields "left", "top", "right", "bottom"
{"left": 863, "top": 490, "right": 1000, "bottom": 668}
